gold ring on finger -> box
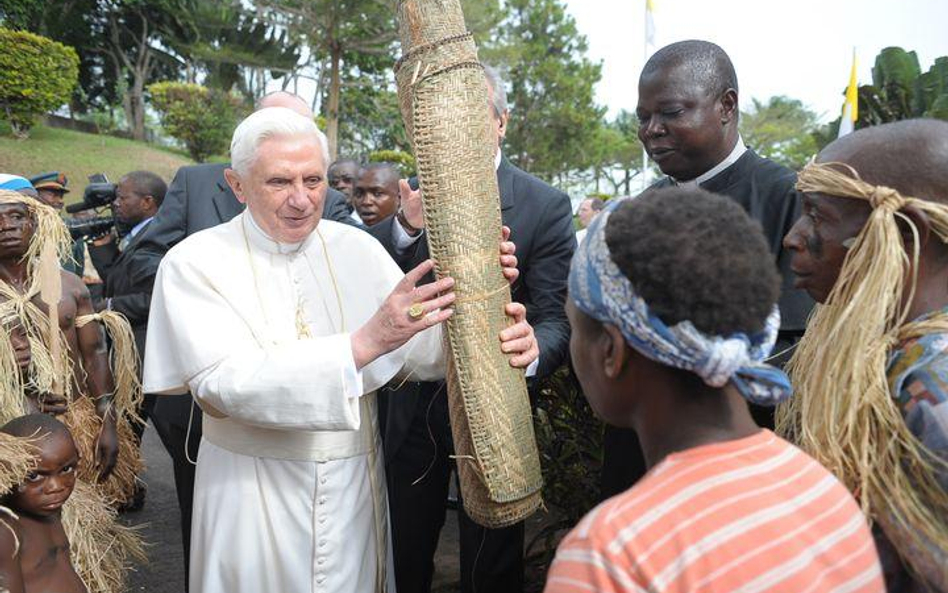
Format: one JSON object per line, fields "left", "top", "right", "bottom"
{"left": 408, "top": 302, "right": 426, "bottom": 320}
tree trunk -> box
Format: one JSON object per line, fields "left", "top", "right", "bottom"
{"left": 109, "top": 10, "right": 151, "bottom": 141}
{"left": 326, "top": 44, "right": 342, "bottom": 161}
{"left": 128, "top": 74, "right": 147, "bottom": 141}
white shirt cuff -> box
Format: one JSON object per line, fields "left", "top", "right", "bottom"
{"left": 525, "top": 357, "right": 538, "bottom": 378}
{"left": 392, "top": 218, "right": 424, "bottom": 254}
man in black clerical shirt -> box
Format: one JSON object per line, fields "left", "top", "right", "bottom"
{"left": 601, "top": 40, "right": 814, "bottom": 498}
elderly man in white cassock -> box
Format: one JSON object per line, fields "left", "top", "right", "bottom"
{"left": 142, "top": 107, "right": 539, "bottom": 593}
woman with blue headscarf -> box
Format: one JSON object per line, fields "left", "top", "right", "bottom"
{"left": 545, "top": 186, "right": 883, "bottom": 593}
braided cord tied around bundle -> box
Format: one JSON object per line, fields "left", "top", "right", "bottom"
{"left": 776, "top": 160, "right": 948, "bottom": 578}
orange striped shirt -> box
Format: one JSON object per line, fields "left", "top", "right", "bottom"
{"left": 545, "top": 430, "right": 884, "bottom": 593}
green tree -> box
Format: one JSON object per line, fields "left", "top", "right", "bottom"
{"left": 494, "top": 0, "right": 605, "bottom": 183}
{"left": 0, "top": 27, "right": 79, "bottom": 137}
{"left": 0, "top": 0, "right": 45, "bottom": 29}
{"left": 816, "top": 47, "right": 948, "bottom": 148}
{"left": 162, "top": 0, "right": 301, "bottom": 101}
{"left": 149, "top": 81, "right": 244, "bottom": 162}
{"left": 256, "top": 0, "right": 399, "bottom": 159}
{"left": 740, "top": 96, "right": 819, "bottom": 170}
{"left": 368, "top": 149, "right": 415, "bottom": 177}
{"left": 257, "top": 0, "right": 503, "bottom": 160}
{"left": 585, "top": 110, "right": 644, "bottom": 195}
{"left": 859, "top": 47, "right": 948, "bottom": 124}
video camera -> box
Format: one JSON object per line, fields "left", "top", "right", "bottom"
{"left": 65, "top": 217, "right": 116, "bottom": 241}
{"left": 66, "top": 173, "right": 116, "bottom": 215}
{"left": 64, "top": 173, "right": 118, "bottom": 241}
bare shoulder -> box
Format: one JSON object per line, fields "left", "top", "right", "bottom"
{"left": 59, "top": 270, "right": 88, "bottom": 298}
{"left": 0, "top": 513, "right": 21, "bottom": 558}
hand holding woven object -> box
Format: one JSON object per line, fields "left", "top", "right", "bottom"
{"left": 395, "top": 0, "right": 543, "bottom": 527}
{"left": 351, "top": 259, "right": 456, "bottom": 369}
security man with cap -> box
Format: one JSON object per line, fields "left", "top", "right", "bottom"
{"left": 29, "top": 171, "right": 69, "bottom": 211}
{"left": 29, "top": 171, "right": 85, "bottom": 277}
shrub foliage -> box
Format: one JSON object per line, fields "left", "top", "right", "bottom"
{"left": 368, "top": 149, "right": 416, "bottom": 178}
{"left": 0, "top": 28, "right": 79, "bottom": 138}
{"left": 148, "top": 82, "right": 245, "bottom": 162}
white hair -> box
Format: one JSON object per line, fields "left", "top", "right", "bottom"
{"left": 483, "top": 64, "right": 508, "bottom": 117}
{"left": 230, "top": 107, "right": 329, "bottom": 175}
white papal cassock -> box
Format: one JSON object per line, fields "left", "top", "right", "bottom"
{"left": 142, "top": 212, "right": 445, "bottom": 593}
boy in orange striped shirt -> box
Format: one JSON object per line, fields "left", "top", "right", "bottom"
{"left": 546, "top": 187, "right": 883, "bottom": 593}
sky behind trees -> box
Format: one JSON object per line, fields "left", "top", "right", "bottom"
{"left": 565, "top": 0, "right": 948, "bottom": 122}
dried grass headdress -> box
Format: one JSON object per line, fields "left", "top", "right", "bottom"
{"left": 776, "top": 160, "right": 948, "bottom": 578}
{"left": 0, "top": 190, "right": 73, "bottom": 419}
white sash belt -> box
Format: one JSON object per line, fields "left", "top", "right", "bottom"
{"left": 201, "top": 392, "right": 377, "bottom": 463}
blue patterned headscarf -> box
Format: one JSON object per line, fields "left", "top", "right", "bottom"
{"left": 569, "top": 197, "right": 792, "bottom": 406}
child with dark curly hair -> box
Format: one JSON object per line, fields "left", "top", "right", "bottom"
{"left": 0, "top": 413, "right": 86, "bottom": 593}
{"left": 544, "top": 187, "right": 883, "bottom": 593}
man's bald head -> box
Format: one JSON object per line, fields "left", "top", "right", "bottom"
{"left": 818, "top": 119, "right": 948, "bottom": 205}
{"left": 641, "top": 40, "right": 738, "bottom": 100}
{"left": 256, "top": 91, "right": 313, "bottom": 119}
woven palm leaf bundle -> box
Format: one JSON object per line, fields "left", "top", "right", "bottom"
{"left": 394, "top": 0, "right": 542, "bottom": 528}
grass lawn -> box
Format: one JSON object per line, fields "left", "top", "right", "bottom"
{"left": 0, "top": 123, "right": 194, "bottom": 204}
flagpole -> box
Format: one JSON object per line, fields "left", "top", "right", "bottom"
{"left": 640, "top": 0, "right": 650, "bottom": 193}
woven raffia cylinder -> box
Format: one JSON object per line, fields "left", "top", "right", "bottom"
{"left": 395, "top": 0, "right": 543, "bottom": 528}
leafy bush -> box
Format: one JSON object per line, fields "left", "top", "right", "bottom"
{"left": 0, "top": 28, "right": 79, "bottom": 138}
{"left": 527, "top": 366, "right": 604, "bottom": 585}
{"left": 368, "top": 149, "right": 416, "bottom": 177}
{"left": 148, "top": 82, "right": 245, "bottom": 162}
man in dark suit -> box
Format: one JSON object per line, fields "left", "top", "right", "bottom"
{"left": 89, "top": 170, "right": 166, "bottom": 421}
{"left": 134, "top": 90, "right": 353, "bottom": 588}
{"left": 600, "top": 40, "right": 815, "bottom": 498}
{"left": 368, "top": 66, "right": 575, "bottom": 593}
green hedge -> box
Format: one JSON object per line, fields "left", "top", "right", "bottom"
{"left": 0, "top": 28, "right": 78, "bottom": 138}
{"left": 149, "top": 82, "right": 245, "bottom": 163}
{"left": 368, "top": 149, "right": 416, "bottom": 178}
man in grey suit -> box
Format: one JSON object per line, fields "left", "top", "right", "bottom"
{"left": 136, "top": 91, "right": 352, "bottom": 588}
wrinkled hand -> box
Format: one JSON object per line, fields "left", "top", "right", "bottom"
{"left": 95, "top": 415, "right": 119, "bottom": 482}
{"left": 500, "top": 226, "right": 519, "bottom": 285}
{"left": 500, "top": 302, "right": 539, "bottom": 368}
{"left": 398, "top": 179, "right": 424, "bottom": 231}
{"left": 351, "top": 259, "right": 455, "bottom": 369}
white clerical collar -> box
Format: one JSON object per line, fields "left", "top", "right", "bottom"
{"left": 243, "top": 210, "right": 312, "bottom": 255}
{"left": 674, "top": 135, "right": 747, "bottom": 187}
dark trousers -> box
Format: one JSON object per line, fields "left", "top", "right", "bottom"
{"left": 150, "top": 393, "right": 202, "bottom": 591}
{"left": 386, "top": 384, "right": 524, "bottom": 593}
{"left": 130, "top": 393, "right": 158, "bottom": 443}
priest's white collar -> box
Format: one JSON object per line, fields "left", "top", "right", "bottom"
{"left": 673, "top": 135, "right": 747, "bottom": 187}
{"left": 243, "top": 209, "right": 316, "bottom": 255}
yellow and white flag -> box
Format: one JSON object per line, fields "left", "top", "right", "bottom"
{"left": 645, "top": 0, "right": 656, "bottom": 48}
{"left": 838, "top": 50, "right": 858, "bottom": 138}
